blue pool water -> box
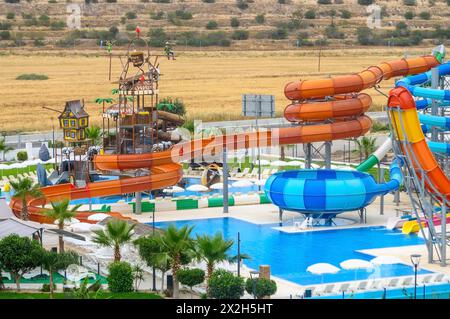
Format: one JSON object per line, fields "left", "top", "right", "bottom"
{"left": 153, "top": 217, "right": 432, "bottom": 286}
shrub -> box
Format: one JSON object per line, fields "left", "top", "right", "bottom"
{"left": 4, "top": 0, "right": 20, "bottom": 3}
{"left": 107, "top": 262, "right": 134, "bottom": 293}
{"left": 178, "top": 268, "right": 205, "bottom": 290}
{"left": 245, "top": 277, "right": 277, "bottom": 299}
{"left": 404, "top": 11, "right": 415, "bottom": 20}
{"left": 16, "top": 151, "right": 28, "bottom": 161}
{"left": 34, "top": 38, "right": 45, "bottom": 47}
{"left": 41, "top": 283, "right": 56, "bottom": 292}
{"left": 38, "top": 15, "right": 50, "bottom": 27}
{"left": 0, "top": 31, "right": 11, "bottom": 40}
{"left": 317, "top": 0, "right": 331, "bottom": 4}
{"left": 278, "top": 0, "right": 288, "bottom": 3}
{"left": 152, "top": 0, "right": 170, "bottom": 2}
{"left": 208, "top": 270, "right": 245, "bottom": 299}
{"left": 419, "top": 11, "right": 431, "bottom": 20}
{"left": 230, "top": 17, "right": 240, "bottom": 28}
{"left": 236, "top": 0, "right": 249, "bottom": 10}
{"left": 270, "top": 27, "right": 288, "bottom": 39}
{"left": 206, "top": 20, "right": 218, "bottom": 30}
{"left": 16, "top": 73, "right": 49, "bottom": 80}
{"left": 341, "top": 10, "right": 351, "bottom": 19}
{"left": 148, "top": 28, "right": 168, "bottom": 47}
{"left": 0, "top": 22, "right": 12, "bottom": 30}
{"left": 357, "top": 27, "right": 376, "bottom": 45}
{"left": 357, "top": 0, "right": 373, "bottom": 4}
{"left": 175, "top": 9, "right": 192, "bottom": 20}
{"left": 150, "top": 11, "right": 165, "bottom": 20}
{"left": 403, "top": 0, "right": 417, "bottom": 5}
{"left": 157, "top": 97, "right": 186, "bottom": 115}
{"left": 325, "top": 24, "right": 344, "bottom": 39}
{"left": 50, "top": 21, "right": 66, "bottom": 30}
{"left": 255, "top": 14, "right": 265, "bottom": 24}
{"left": 109, "top": 26, "right": 119, "bottom": 36}
{"left": 202, "top": 0, "right": 215, "bottom": 2}
{"left": 106, "top": 0, "right": 117, "bottom": 2}
{"left": 125, "top": 12, "right": 137, "bottom": 19}
{"left": 6, "top": 12, "right": 15, "bottom": 20}
{"left": 231, "top": 29, "right": 249, "bottom": 40}
{"left": 304, "top": 10, "right": 316, "bottom": 19}
{"left": 315, "top": 38, "right": 328, "bottom": 46}
{"left": 126, "top": 24, "right": 136, "bottom": 31}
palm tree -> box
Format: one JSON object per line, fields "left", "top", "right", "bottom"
{"left": 195, "top": 232, "right": 249, "bottom": 292}
{"left": 94, "top": 97, "right": 114, "bottom": 112}
{"left": 84, "top": 125, "right": 103, "bottom": 146}
{"left": 9, "top": 177, "right": 43, "bottom": 220}
{"left": 157, "top": 224, "right": 195, "bottom": 299}
{"left": 41, "top": 250, "right": 79, "bottom": 298}
{"left": 43, "top": 199, "right": 81, "bottom": 253}
{"left": 92, "top": 219, "right": 135, "bottom": 262}
{"left": 355, "top": 136, "right": 377, "bottom": 160}
{"left": 0, "top": 137, "right": 13, "bottom": 161}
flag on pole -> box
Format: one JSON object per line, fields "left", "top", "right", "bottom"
{"left": 136, "top": 25, "right": 141, "bottom": 38}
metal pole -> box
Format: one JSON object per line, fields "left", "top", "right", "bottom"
{"left": 223, "top": 145, "right": 229, "bottom": 213}
{"left": 135, "top": 191, "right": 142, "bottom": 214}
{"left": 256, "top": 97, "right": 261, "bottom": 181}
{"left": 52, "top": 123, "right": 56, "bottom": 170}
{"left": 152, "top": 209, "right": 156, "bottom": 291}
{"left": 325, "top": 141, "right": 331, "bottom": 169}
{"left": 414, "top": 264, "right": 417, "bottom": 299}
{"left": 305, "top": 143, "right": 312, "bottom": 169}
{"left": 441, "top": 202, "right": 446, "bottom": 266}
{"left": 431, "top": 67, "right": 439, "bottom": 142}
{"left": 379, "top": 165, "right": 384, "bottom": 215}
{"left": 237, "top": 232, "right": 241, "bottom": 277}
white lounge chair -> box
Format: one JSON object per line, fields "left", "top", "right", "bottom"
{"left": 418, "top": 274, "right": 433, "bottom": 285}
{"left": 60, "top": 264, "right": 97, "bottom": 283}
{"left": 400, "top": 276, "right": 414, "bottom": 287}
{"left": 22, "top": 267, "right": 50, "bottom": 279}
{"left": 1, "top": 271, "right": 11, "bottom": 281}
{"left": 334, "top": 282, "right": 351, "bottom": 294}
{"left": 432, "top": 273, "right": 446, "bottom": 283}
{"left": 229, "top": 167, "right": 239, "bottom": 177}
{"left": 367, "top": 279, "right": 383, "bottom": 290}
{"left": 235, "top": 168, "right": 249, "bottom": 178}
{"left": 261, "top": 168, "right": 271, "bottom": 178}
{"left": 248, "top": 168, "right": 259, "bottom": 178}
{"left": 353, "top": 281, "right": 368, "bottom": 291}
{"left": 320, "top": 284, "right": 335, "bottom": 295}
{"left": 384, "top": 278, "right": 400, "bottom": 288}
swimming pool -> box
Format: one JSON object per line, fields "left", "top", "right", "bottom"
{"left": 153, "top": 217, "right": 432, "bottom": 286}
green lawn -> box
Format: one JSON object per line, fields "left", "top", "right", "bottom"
{"left": 0, "top": 291, "right": 163, "bottom": 299}
{"left": 0, "top": 163, "right": 54, "bottom": 178}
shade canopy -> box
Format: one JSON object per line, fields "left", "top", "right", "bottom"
{"left": 186, "top": 184, "right": 209, "bottom": 192}
{"left": 87, "top": 213, "right": 110, "bottom": 222}
{"left": 286, "top": 160, "right": 303, "bottom": 167}
{"left": 163, "top": 186, "right": 185, "bottom": 193}
{"left": 232, "top": 180, "right": 254, "bottom": 188}
{"left": 306, "top": 263, "right": 340, "bottom": 275}
{"left": 340, "top": 259, "right": 373, "bottom": 270}
{"left": 254, "top": 159, "right": 270, "bottom": 166}
{"left": 370, "top": 255, "right": 403, "bottom": 266}
{"left": 0, "top": 219, "right": 42, "bottom": 239}
{"left": 210, "top": 183, "right": 228, "bottom": 190}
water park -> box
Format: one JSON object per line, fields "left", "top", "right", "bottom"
{"left": 1, "top": 32, "right": 450, "bottom": 300}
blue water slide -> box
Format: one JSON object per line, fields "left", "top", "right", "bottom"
{"left": 264, "top": 160, "right": 402, "bottom": 215}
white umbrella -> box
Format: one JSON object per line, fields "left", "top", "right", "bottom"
{"left": 163, "top": 185, "right": 185, "bottom": 193}
{"left": 340, "top": 259, "right": 373, "bottom": 280}
{"left": 254, "top": 159, "right": 270, "bottom": 166}
{"left": 254, "top": 179, "right": 267, "bottom": 186}
{"left": 232, "top": 179, "right": 254, "bottom": 188}
{"left": 370, "top": 255, "right": 403, "bottom": 266}
{"left": 307, "top": 263, "right": 340, "bottom": 283}
{"left": 271, "top": 160, "right": 288, "bottom": 167}
{"left": 87, "top": 213, "right": 110, "bottom": 222}
{"left": 307, "top": 263, "right": 341, "bottom": 275}
{"left": 186, "top": 184, "right": 209, "bottom": 192}
{"left": 286, "top": 160, "right": 303, "bottom": 167}
{"left": 210, "top": 183, "right": 228, "bottom": 190}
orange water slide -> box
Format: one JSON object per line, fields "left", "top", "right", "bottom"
{"left": 387, "top": 86, "right": 450, "bottom": 201}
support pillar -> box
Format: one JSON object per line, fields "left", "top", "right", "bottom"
{"left": 304, "top": 143, "right": 312, "bottom": 169}
{"left": 223, "top": 146, "right": 229, "bottom": 214}
{"left": 325, "top": 141, "right": 331, "bottom": 169}
{"left": 441, "top": 203, "right": 447, "bottom": 267}
{"left": 135, "top": 192, "right": 142, "bottom": 215}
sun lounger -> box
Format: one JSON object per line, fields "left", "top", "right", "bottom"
{"left": 229, "top": 167, "right": 239, "bottom": 177}
{"left": 384, "top": 278, "right": 400, "bottom": 288}
{"left": 248, "top": 168, "right": 259, "bottom": 178}
{"left": 418, "top": 274, "right": 433, "bottom": 285}
{"left": 59, "top": 264, "right": 97, "bottom": 283}
{"left": 353, "top": 281, "right": 368, "bottom": 291}
{"left": 1, "top": 271, "right": 11, "bottom": 281}
{"left": 261, "top": 168, "right": 271, "bottom": 178}
{"left": 400, "top": 276, "right": 414, "bottom": 287}
{"left": 22, "top": 267, "right": 50, "bottom": 279}
{"left": 319, "top": 284, "right": 335, "bottom": 295}
{"left": 432, "top": 273, "right": 446, "bottom": 283}
{"left": 270, "top": 168, "right": 278, "bottom": 175}
{"left": 235, "top": 168, "right": 249, "bottom": 178}
{"left": 367, "top": 279, "right": 383, "bottom": 290}
{"left": 333, "top": 282, "right": 351, "bottom": 294}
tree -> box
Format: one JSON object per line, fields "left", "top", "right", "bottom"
{"left": 178, "top": 268, "right": 205, "bottom": 296}
{"left": 132, "top": 264, "right": 144, "bottom": 291}
{"left": 404, "top": 11, "right": 415, "bottom": 20}
{"left": 92, "top": 219, "right": 135, "bottom": 262}
{"left": 107, "top": 261, "right": 134, "bottom": 293}
{"left": 255, "top": 14, "right": 265, "bottom": 24}
{"left": 0, "top": 234, "right": 44, "bottom": 291}
{"left": 304, "top": 10, "right": 316, "bottom": 19}
{"left": 41, "top": 250, "right": 79, "bottom": 298}
{"left": 195, "top": 232, "right": 248, "bottom": 292}
{"left": 245, "top": 277, "right": 277, "bottom": 298}
{"left": 157, "top": 97, "right": 186, "bottom": 116}
{"left": 230, "top": 17, "right": 240, "bottom": 28}
{"left": 135, "top": 235, "right": 171, "bottom": 291}
{"left": 206, "top": 20, "right": 218, "bottom": 30}
{"left": 43, "top": 199, "right": 81, "bottom": 252}
{"left": 0, "top": 137, "right": 13, "bottom": 161}
{"left": 9, "top": 177, "right": 43, "bottom": 220}
{"left": 84, "top": 125, "right": 103, "bottom": 146}
{"left": 355, "top": 136, "right": 377, "bottom": 160}
{"left": 157, "top": 224, "right": 195, "bottom": 299}
{"left": 208, "top": 269, "right": 245, "bottom": 299}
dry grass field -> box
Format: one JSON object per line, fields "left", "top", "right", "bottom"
{"left": 0, "top": 47, "right": 435, "bottom": 133}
